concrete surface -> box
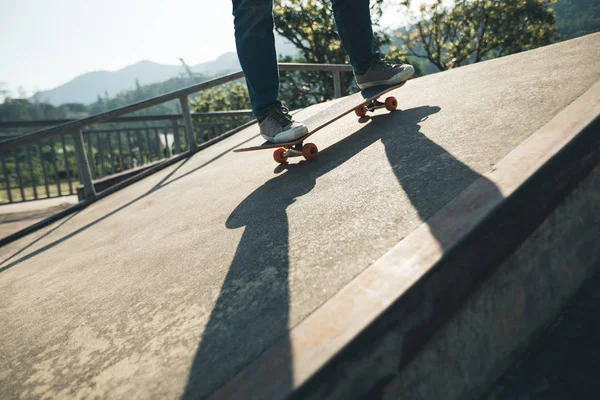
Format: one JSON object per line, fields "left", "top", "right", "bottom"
{"left": 483, "top": 265, "right": 600, "bottom": 400}
{"left": 0, "top": 33, "right": 599, "bottom": 399}
{"left": 374, "top": 165, "right": 600, "bottom": 400}
{"left": 0, "top": 196, "right": 78, "bottom": 239}
{"left": 482, "top": 265, "right": 600, "bottom": 400}
{"left": 213, "top": 60, "right": 600, "bottom": 400}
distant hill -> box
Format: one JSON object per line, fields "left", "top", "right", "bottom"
{"left": 190, "top": 52, "right": 241, "bottom": 77}
{"left": 32, "top": 52, "right": 242, "bottom": 106}
{"left": 31, "top": 34, "right": 299, "bottom": 107}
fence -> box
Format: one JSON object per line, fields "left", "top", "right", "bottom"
{"left": 0, "top": 63, "right": 353, "bottom": 205}
{"left": 0, "top": 111, "right": 253, "bottom": 203}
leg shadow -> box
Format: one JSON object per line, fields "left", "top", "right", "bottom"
{"left": 184, "top": 104, "right": 505, "bottom": 398}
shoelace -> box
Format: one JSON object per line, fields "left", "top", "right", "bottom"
{"left": 269, "top": 107, "right": 293, "bottom": 128}
{"left": 371, "top": 59, "right": 399, "bottom": 71}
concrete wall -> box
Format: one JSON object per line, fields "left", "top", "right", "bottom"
{"left": 379, "top": 165, "right": 600, "bottom": 400}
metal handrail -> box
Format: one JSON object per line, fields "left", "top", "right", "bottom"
{"left": 0, "top": 63, "right": 352, "bottom": 151}
{"left": 0, "top": 111, "right": 254, "bottom": 129}
{"left": 0, "top": 62, "right": 353, "bottom": 201}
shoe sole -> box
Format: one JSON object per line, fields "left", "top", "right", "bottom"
{"left": 357, "top": 66, "right": 415, "bottom": 90}
{"left": 262, "top": 124, "right": 309, "bottom": 144}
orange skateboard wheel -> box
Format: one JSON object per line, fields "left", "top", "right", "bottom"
{"left": 355, "top": 105, "right": 368, "bottom": 117}
{"left": 302, "top": 143, "right": 318, "bottom": 160}
{"left": 273, "top": 148, "right": 288, "bottom": 163}
{"left": 385, "top": 97, "right": 398, "bottom": 111}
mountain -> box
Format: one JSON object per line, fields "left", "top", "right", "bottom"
{"left": 32, "top": 52, "right": 242, "bottom": 106}
{"left": 32, "top": 60, "right": 185, "bottom": 105}
{"left": 31, "top": 34, "right": 300, "bottom": 107}
{"left": 190, "top": 52, "right": 240, "bottom": 76}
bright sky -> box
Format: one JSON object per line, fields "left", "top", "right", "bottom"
{"left": 0, "top": 0, "right": 431, "bottom": 99}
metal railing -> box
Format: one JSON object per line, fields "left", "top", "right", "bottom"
{"left": 0, "top": 63, "right": 353, "bottom": 204}
{"left": 0, "top": 111, "right": 254, "bottom": 203}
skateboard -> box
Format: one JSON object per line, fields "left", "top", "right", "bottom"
{"left": 233, "top": 81, "right": 407, "bottom": 163}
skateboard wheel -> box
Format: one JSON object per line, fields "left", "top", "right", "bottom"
{"left": 385, "top": 97, "right": 398, "bottom": 111}
{"left": 355, "top": 105, "right": 368, "bottom": 117}
{"left": 273, "top": 148, "right": 288, "bottom": 164}
{"left": 302, "top": 143, "right": 318, "bottom": 160}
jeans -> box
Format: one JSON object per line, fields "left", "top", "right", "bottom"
{"left": 232, "top": 0, "right": 378, "bottom": 118}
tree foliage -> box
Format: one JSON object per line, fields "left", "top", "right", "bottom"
{"left": 88, "top": 75, "right": 208, "bottom": 116}
{"left": 190, "top": 82, "right": 251, "bottom": 112}
{"left": 0, "top": 82, "right": 10, "bottom": 99}
{"left": 0, "top": 98, "right": 72, "bottom": 122}
{"left": 402, "top": 0, "right": 559, "bottom": 71}
{"left": 188, "top": 82, "right": 252, "bottom": 142}
{"left": 273, "top": 0, "right": 416, "bottom": 108}
{"left": 553, "top": 0, "right": 600, "bottom": 39}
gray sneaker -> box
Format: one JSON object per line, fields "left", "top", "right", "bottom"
{"left": 355, "top": 60, "right": 415, "bottom": 90}
{"left": 259, "top": 107, "right": 308, "bottom": 144}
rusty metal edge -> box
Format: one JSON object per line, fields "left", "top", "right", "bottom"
{"left": 210, "top": 80, "right": 600, "bottom": 400}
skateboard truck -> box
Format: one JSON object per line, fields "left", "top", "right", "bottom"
{"left": 234, "top": 82, "right": 407, "bottom": 165}
{"left": 272, "top": 94, "right": 398, "bottom": 164}
{"left": 273, "top": 142, "right": 318, "bottom": 163}
{"left": 354, "top": 96, "right": 398, "bottom": 117}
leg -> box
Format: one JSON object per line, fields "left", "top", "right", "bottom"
{"left": 232, "top": 0, "right": 282, "bottom": 118}
{"left": 232, "top": 0, "right": 308, "bottom": 144}
{"left": 331, "top": 0, "right": 414, "bottom": 89}
{"left": 330, "top": 0, "right": 379, "bottom": 74}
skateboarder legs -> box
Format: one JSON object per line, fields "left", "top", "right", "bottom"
{"left": 232, "top": 0, "right": 415, "bottom": 143}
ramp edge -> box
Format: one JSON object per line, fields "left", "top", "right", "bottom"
{"left": 212, "top": 79, "right": 600, "bottom": 399}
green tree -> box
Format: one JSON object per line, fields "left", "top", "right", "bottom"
{"left": 402, "top": 0, "right": 559, "bottom": 71}
{"left": 553, "top": 0, "right": 600, "bottom": 39}
{"left": 86, "top": 75, "right": 205, "bottom": 116}
{"left": 179, "top": 58, "right": 204, "bottom": 82}
{"left": 0, "top": 82, "right": 10, "bottom": 100}
{"left": 189, "top": 82, "right": 252, "bottom": 142}
{"left": 273, "top": 0, "right": 416, "bottom": 108}
{"left": 0, "top": 99, "right": 31, "bottom": 122}
{"left": 190, "top": 81, "right": 251, "bottom": 112}
{"left": 0, "top": 98, "right": 69, "bottom": 122}
{"left": 62, "top": 102, "right": 89, "bottom": 116}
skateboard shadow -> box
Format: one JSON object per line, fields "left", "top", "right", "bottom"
{"left": 183, "top": 104, "right": 504, "bottom": 398}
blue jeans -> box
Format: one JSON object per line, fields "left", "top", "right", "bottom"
{"left": 232, "top": 0, "right": 379, "bottom": 119}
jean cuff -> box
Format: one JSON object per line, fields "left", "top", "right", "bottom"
{"left": 255, "top": 101, "right": 283, "bottom": 120}
{"left": 355, "top": 53, "right": 382, "bottom": 75}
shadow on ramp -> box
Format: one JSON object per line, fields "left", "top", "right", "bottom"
{"left": 183, "top": 105, "right": 504, "bottom": 398}
{"left": 0, "top": 135, "right": 259, "bottom": 273}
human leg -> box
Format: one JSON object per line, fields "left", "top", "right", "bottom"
{"left": 330, "top": 0, "right": 378, "bottom": 74}
{"left": 232, "top": 0, "right": 307, "bottom": 143}
{"left": 232, "top": 0, "right": 281, "bottom": 118}
{"left": 330, "top": 0, "right": 415, "bottom": 89}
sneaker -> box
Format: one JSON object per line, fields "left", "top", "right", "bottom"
{"left": 259, "top": 107, "right": 308, "bottom": 144}
{"left": 355, "top": 60, "right": 415, "bottom": 90}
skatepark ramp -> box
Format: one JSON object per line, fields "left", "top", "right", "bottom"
{"left": 0, "top": 63, "right": 353, "bottom": 245}
{"left": 0, "top": 33, "right": 599, "bottom": 399}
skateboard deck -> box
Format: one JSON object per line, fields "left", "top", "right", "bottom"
{"left": 233, "top": 81, "right": 407, "bottom": 163}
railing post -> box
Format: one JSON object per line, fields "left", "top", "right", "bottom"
{"left": 333, "top": 71, "right": 342, "bottom": 98}
{"left": 179, "top": 96, "right": 197, "bottom": 152}
{"left": 0, "top": 153, "right": 13, "bottom": 203}
{"left": 171, "top": 118, "right": 182, "bottom": 154}
{"left": 72, "top": 129, "right": 96, "bottom": 200}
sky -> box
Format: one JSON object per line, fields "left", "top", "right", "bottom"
{"left": 0, "top": 0, "right": 431, "bottom": 100}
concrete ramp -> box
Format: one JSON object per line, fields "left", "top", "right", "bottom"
{"left": 0, "top": 34, "right": 599, "bottom": 399}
